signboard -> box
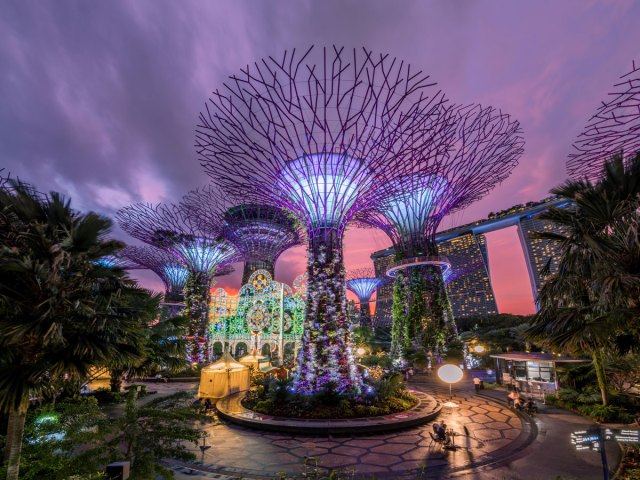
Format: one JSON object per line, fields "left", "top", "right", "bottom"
{"left": 571, "top": 428, "right": 640, "bottom": 451}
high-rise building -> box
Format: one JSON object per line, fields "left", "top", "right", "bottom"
{"left": 439, "top": 233, "right": 498, "bottom": 319}
{"left": 517, "top": 215, "right": 565, "bottom": 303}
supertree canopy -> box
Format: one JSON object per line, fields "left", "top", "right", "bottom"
{"left": 356, "top": 105, "right": 523, "bottom": 358}
{"left": 117, "top": 202, "right": 239, "bottom": 362}
{"left": 121, "top": 245, "right": 190, "bottom": 302}
{"left": 195, "top": 46, "right": 454, "bottom": 394}
{"left": 182, "top": 184, "right": 304, "bottom": 284}
{"left": 568, "top": 61, "right": 640, "bottom": 179}
{"left": 346, "top": 268, "right": 387, "bottom": 327}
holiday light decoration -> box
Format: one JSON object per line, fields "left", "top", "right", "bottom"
{"left": 356, "top": 103, "right": 523, "bottom": 356}
{"left": 568, "top": 61, "right": 640, "bottom": 179}
{"left": 116, "top": 202, "right": 239, "bottom": 362}
{"left": 182, "top": 184, "right": 304, "bottom": 284}
{"left": 209, "top": 269, "right": 305, "bottom": 361}
{"left": 196, "top": 46, "right": 454, "bottom": 394}
{"left": 346, "top": 268, "right": 387, "bottom": 327}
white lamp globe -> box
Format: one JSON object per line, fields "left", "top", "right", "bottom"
{"left": 437, "top": 364, "right": 463, "bottom": 384}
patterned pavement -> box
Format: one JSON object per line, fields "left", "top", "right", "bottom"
{"left": 174, "top": 381, "right": 531, "bottom": 478}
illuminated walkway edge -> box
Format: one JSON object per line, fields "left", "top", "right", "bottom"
{"left": 216, "top": 389, "right": 441, "bottom": 434}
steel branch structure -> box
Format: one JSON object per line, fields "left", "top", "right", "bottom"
{"left": 568, "top": 61, "right": 640, "bottom": 179}
{"left": 182, "top": 184, "right": 304, "bottom": 284}
{"left": 196, "top": 46, "right": 455, "bottom": 394}
{"left": 346, "top": 268, "right": 387, "bottom": 327}
{"left": 116, "top": 202, "right": 239, "bottom": 362}
{"left": 356, "top": 104, "right": 523, "bottom": 258}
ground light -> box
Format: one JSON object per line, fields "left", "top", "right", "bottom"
{"left": 356, "top": 347, "right": 366, "bottom": 357}
{"left": 438, "top": 364, "right": 463, "bottom": 408}
{"left": 473, "top": 345, "right": 486, "bottom": 354}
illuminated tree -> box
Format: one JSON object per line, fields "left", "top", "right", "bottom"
{"left": 346, "top": 268, "right": 387, "bottom": 327}
{"left": 568, "top": 61, "right": 640, "bottom": 179}
{"left": 116, "top": 203, "right": 238, "bottom": 362}
{"left": 356, "top": 104, "right": 523, "bottom": 356}
{"left": 195, "top": 46, "right": 454, "bottom": 394}
{"left": 182, "top": 184, "right": 304, "bottom": 283}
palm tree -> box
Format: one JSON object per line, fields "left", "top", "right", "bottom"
{"left": 527, "top": 153, "right": 640, "bottom": 406}
{"left": 108, "top": 307, "right": 189, "bottom": 393}
{"left": 0, "top": 180, "right": 154, "bottom": 480}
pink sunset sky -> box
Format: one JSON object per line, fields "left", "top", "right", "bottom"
{"left": 1, "top": 1, "right": 639, "bottom": 314}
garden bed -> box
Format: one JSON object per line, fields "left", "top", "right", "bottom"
{"left": 242, "top": 389, "right": 417, "bottom": 419}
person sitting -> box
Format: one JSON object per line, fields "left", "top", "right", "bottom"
{"left": 525, "top": 397, "right": 538, "bottom": 414}
{"left": 203, "top": 398, "right": 212, "bottom": 413}
{"left": 433, "top": 422, "right": 447, "bottom": 442}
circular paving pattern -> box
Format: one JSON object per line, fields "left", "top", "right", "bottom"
{"left": 173, "top": 385, "right": 535, "bottom": 479}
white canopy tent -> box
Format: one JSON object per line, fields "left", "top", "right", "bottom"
{"left": 198, "top": 352, "right": 250, "bottom": 399}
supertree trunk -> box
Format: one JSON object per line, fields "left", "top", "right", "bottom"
{"left": 294, "top": 230, "right": 362, "bottom": 394}
{"left": 390, "top": 271, "right": 408, "bottom": 363}
{"left": 241, "top": 259, "right": 275, "bottom": 285}
{"left": 411, "top": 264, "right": 457, "bottom": 355}
{"left": 184, "top": 271, "right": 211, "bottom": 363}
{"left": 359, "top": 301, "right": 372, "bottom": 327}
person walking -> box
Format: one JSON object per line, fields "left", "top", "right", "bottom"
{"left": 473, "top": 376, "right": 482, "bottom": 393}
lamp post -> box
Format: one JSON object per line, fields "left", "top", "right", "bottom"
{"left": 438, "top": 364, "right": 463, "bottom": 407}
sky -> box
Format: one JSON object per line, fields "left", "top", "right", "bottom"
{"left": 2, "top": 0, "right": 639, "bottom": 314}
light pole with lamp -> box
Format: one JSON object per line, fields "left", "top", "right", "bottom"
{"left": 437, "top": 364, "right": 464, "bottom": 408}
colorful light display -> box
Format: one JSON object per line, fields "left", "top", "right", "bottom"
{"left": 346, "top": 268, "right": 387, "bottom": 327}
{"left": 196, "top": 47, "right": 453, "bottom": 394}
{"left": 568, "top": 61, "right": 640, "bottom": 179}
{"left": 209, "top": 270, "right": 305, "bottom": 363}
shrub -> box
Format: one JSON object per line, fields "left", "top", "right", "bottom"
{"left": 557, "top": 388, "right": 580, "bottom": 403}
{"left": 91, "top": 388, "right": 125, "bottom": 405}
{"left": 578, "top": 404, "right": 635, "bottom": 423}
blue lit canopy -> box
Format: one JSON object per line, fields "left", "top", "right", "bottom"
{"left": 346, "top": 277, "right": 384, "bottom": 302}
{"left": 279, "top": 154, "right": 371, "bottom": 232}
{"left": 380, "top": 175, "right": 447, "bottom": 239}
{"left": 163, "top": 264, "right": 189, "bottom": 292}
{"left": 172, "top": 237, "right": 238, "bottom": 275}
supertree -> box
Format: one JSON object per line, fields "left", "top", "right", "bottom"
{"left": 195, "top": 46, "right": 454, "bottom": 394}
{"left": 116, "top": 203, "right": 239, "bottom": 362}
{"left": 568, "top": 61, "right": 640, "bottom": 179}
{"left": 121, "top": 245, "right": 190, "bottom": 303}
{"left": 356, "top": 104, "right": 523, "bottom": 358}
{"left": 346, "top": 268, "right": 387, "bottom": 327}
{"left": 182, "top": 184, "right": 304, "bottom": 284}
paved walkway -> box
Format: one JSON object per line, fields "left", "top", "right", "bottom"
{"left": 169, "top": 380, "right": 531, "bottom": 478}
{"left": 161, "top": 377, "right": 622, "bottom": 479}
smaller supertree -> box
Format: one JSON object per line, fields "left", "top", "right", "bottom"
{"left": 346, "top": 268, "right": 387, "bottom": 327}
{"left": 122, "top": 245, "right": 189, "bottom": 303}
{"left": 568, "top": 61, "right": 640, "bottom": 179}
{"left": 182, "top": 185, "right": 304, "bottom": 283}
{"left": 117, "top": 203, "right": 239, "bottom": 362}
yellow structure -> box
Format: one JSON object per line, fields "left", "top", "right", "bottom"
{"left": 198, "top": 352, "right": 250, "bottom": 399}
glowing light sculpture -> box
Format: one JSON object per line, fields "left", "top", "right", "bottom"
{"left": 356, "top": 104, "right": 523, "bottom": 358}
{"left": 568, "top": 61, "right": 640, "bottom": 179}
{"left": 196, "top": 46, "right": 452, "bottom": 395}
{"left": 117, "top": 202, "right": 239, "bottom": 362}
{"left": 346, "top": 268, "right": 387, "bottom": 327}
{"left": 182, "top": 184, "right": 304, "bottom": 284}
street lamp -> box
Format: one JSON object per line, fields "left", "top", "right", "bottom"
{"left": 473, "top": 345, "right": 486, "bottom": 354}
{"left": 438, "top": 364, "right": 464, "bottom": 407}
